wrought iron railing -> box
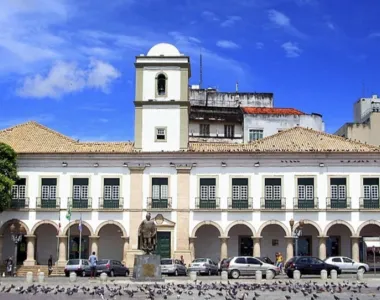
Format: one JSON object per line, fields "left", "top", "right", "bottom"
{"left": 147, "top": 197, "right": 172, "bottom": 209}
{"left": 227, "top": 197, "right": 253, "bottom": 209}
{"left": 293, "top": 197, "right": 319, "bottom": 209}
{"left": 359, "top": 197, "right": 380, "bottom": 209}
{"left": 10, "top": 198, "right": 29, "bottom": 209}
{"left": 68, "top": 197, "right": 92, "bottom": 209}
{"left": 260, "top": 197, "right": 286, "bottom": 209}
{"left": 36, "top": 197, "right": 60, "bottom": 209}
{"left": 326, "top": 197, "right": 351, "bottom": 209}
{"left": 99, "top": 197, "right": 124, "bottom": 209}
{"left": 195, "top": 197, "right": 220, "bottom": 209}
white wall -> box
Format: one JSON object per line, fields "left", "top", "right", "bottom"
{"left": 142, "top": 69, "right": 181, "bottom": 101}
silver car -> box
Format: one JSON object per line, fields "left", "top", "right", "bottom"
{"left": 160, "top": 258, "right": 187, "bottom": 276}
{"left": 64, "top": 259, "right": 90, "bottom": 277}
{"left": 325, "top": 256, "right": 370, "bottom": 273}
{"left": 223, "top": 256, "right": 280, "bottom": 279}
{"left": 188, "top": 258, "right": 218, "bottom": 275}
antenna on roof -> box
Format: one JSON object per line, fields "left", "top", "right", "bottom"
{"left": 236, "top": 81, "right": 239, "bottom": 93}
{"left": 199, "top": 48, "right": 203, "bottom": 89}
{"left": 362, "top": 80, "right": 365, "bottom": 97}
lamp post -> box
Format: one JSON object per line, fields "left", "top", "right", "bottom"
{"left": 9, "top": 222, "right": 26, "bottom": 277}
{"left": 289, "top": 219, "right": 304, "bottom": 256}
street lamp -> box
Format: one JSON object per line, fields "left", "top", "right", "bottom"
{"left": 10, "top": 222, "right": 26, "bottom": 277}
{"left": 289, "top": 219, "right": 304, "bottom": 257}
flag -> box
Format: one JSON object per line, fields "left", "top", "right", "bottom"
{"left": 78, "top": 214, "right": 82, "bottom": 232}
{"left": 66, "top": 206, "right": 71, "bottom": 221}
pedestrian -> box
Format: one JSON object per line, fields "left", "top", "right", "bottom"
{"left": 276, "top": 252, "right": 284, "bottom": 274}
{"left": 180, "top": 255, "right": 185, "bottom": 265}
{"left": 88, "top": 251, "right": 97, "bottom": 279}
{"left": 48, "top": 255, "right": 53, "bottom": 276}
{"left": 5, "top": 256, "right": 13, "bottom": 277}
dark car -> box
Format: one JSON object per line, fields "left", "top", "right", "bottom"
{"left": 96, "top": 259, "right": 130, "bottom": 277}
{"left": 285, "top": 256, "right": 341, "bottom": 278}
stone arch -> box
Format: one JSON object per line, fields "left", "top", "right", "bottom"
{"left": 257, "top": 220, "right": 291, "bottom": 237}
{"left": 31, "top": 220, "right": 59, "bottom": 235}
{"left": 0, "top": 219, "right": 30, "bottom": 235}
{"left": 95, "top": 220, "right": 127, "bottom": 237}
{"left": 294, "top": 219, "right": 323, "bottom": 236}
{"left": 62, "top": 220, "right": 94, "bottom": 236}
{"left": 323, "top": 220, "right": 355, "bottom": 237}
{"left": 225, "top": 220, "right": 256, "bottom": 237}
{"left": 191, "top": 221, "right": 224, "bottom": 237}
{"left": 356, "top": 220, "right": 380, "bottom": 236}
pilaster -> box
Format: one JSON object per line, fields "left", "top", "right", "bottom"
{"left": 252, "top": 236, "right": 262, "bottom": 257}
{"left": 318, "top": 236, "right": 328, "bottom": 260}
{"left": 57, "top": 235, "right": 67, "bottom": 267}
{"left": 219, "top": 237, "right": 229, "bottom": 260}
{"left": 284, "top": 236, "right": 294, "bottom": 262}
{"left": 23, "top": 235, "right": 36, "bottom": 266}
{"left": 351, "top": 236, "right": 361, "bottom": 262}
{"left": 89, "top": 236, "right": 99, "bottom": 256}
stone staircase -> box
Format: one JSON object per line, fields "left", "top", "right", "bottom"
{"left": 0, "top": 265, "right": 65, "bottom": 277}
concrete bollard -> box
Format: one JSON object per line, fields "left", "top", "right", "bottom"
{"left": 255, "top": 270, "right": 262, "bottom": 280}
{"left": 189, "top": 271, "right": 197, "bottom": 281}
{"left": 266, "top": 270, "right": 275, "bottom": 280}
{"left": 330, "top": 270, "right": 337, "bottom": 280}
{"left": 293, "top": 270, "right": 301, "bottom": 280}
{"left": 320, "top": 270, "right": 328, "bottom": 280}
{"left": 38, "top": 272, "right": 45, "bottom": 283}
{"left": 26, "top": 272, "right": 33, "bottom": 284}
{"left": 69, "top": 272, "right": 77, "bottom": 282}
{"left": 100, "top": 272, "right": 108, "bottom": 283}
{"left": 357, "top": 269, "right": 364, "bottom": 281}
{"left": 221, "top": 271, "right": 228, "bottom": 282}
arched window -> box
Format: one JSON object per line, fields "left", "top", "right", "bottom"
{"left": 157, "top": 74, "right": 166, "bottom": 96}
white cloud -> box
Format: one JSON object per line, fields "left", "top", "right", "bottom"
{"left": 268, "top": 9, "right": 306, "bottom": 38}
{"left": 326, "top": 22, "right": 335, "bottom": 30}
{"left": 216, "top": 40, "right": 240, "bottom": 49}
{"left": 221, "top": 16, "right": 242, "bottom": 27}
{"left": 256, "top": 42, "right": 264, "bottom": 49}
{"left": 369, "top": 32, "right": 380, "bottom": 38}
{"left": 282, "top": 42, "right": 302, "bottom": 58}
{"left": 17, "top": 59, "right": 121, "bottom": 99}
{"left": 201, "top": 11, "right": 219, "bottom": 21}
{"left": 295, "top": 0, "right": 317, "bottom": 5}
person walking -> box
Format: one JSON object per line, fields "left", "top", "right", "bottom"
{"left": 48, "top": 255, "right": 53, "bottom": 276}
{"left": 5, "top": 257, "right": 13, "bottom": 277}
{"left": 88, "top": 251, "right": 97, "bottom": 279}
{"left": 276, "top": 252, "right": 284, "bottom": 274}
{"left": 180, "top": 255, "right": 185, "bottom": 265}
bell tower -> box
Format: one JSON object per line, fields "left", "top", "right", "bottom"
{"left": 134, "top": 43, "right": 191, "bottom": 152}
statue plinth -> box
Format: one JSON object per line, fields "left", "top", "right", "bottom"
{"left": 132, "top": 254, "right": 164, "bottom": 282}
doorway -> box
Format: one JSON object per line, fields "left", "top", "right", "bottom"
{"left": 68, "top": 236, "right": 89, "bottom": 259}
{"left": 295, "top": 236, "right": 312, "bottom": 256}
{"left": 239, "top": 236, "right": 253, "bottom": 256}
{"left": 17, "top": 235, "right": 27, "bottom": 264}
{"left": 155, "top": 232, "right": 171, "bottom": 258}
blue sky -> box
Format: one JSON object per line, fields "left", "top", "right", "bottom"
{"left": 0, "top": 0, "right": 379, "bottom": 141}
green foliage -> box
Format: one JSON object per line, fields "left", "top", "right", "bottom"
{"left": 0, "top": 143, "right": 18, "bottom": 212}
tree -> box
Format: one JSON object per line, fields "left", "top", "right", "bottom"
{"left": 0, "top": 142, "right": 18, "bottom": 212}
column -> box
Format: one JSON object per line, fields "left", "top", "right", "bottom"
{"left": 0, "top": 235, "right": 3, "bottom": 264}
{"left": 351, "top": 236, "right": 360, "bottom": 262}
{"left": 285, "top": 236, "right": 294, "bottom": 262}
{"left": 57, "top": 235, "right": 67, "bottom": 266}
{"left": 89, "top": 236, "right": 99, "bottom": 256}
{"left": 219, "top": 237, "right": 229, "bottom": 260}
{"left": 121, "top": 236, "right": 129, "bottom": 264}
{"left": 252, "top": 236, "right": 262, "bottom": 257}
{"left": 23, "top": 235, "right": 36, "bottom": 266}
{"left": 318, "top": 236, "right": 327, "bottom": 260}
{"left": 189, "top": 237, "right": 196, "bottom": 262}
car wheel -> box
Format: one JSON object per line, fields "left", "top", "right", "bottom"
{"left": 358, "top": 267, "right": 366, "bottom": 273}
{"left": 175, "top": 269, "right": 179, "bottom": 276}
{"left": 230, "top": 270, "right": 240, "bottom": 279}
{"left": 110, "top": 270, "right": 115, "bottom": 277}
{"left": 208, "top": 269, "right": 212, "bottom": 276}
{"left": 270, "top": 269, "right": 276, "bottom": 279}
{"left": 125, "top": 270, "right": 130, "bottom": 277}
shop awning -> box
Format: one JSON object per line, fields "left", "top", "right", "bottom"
{"left": 365, "top": 240, "right": 380, "bottom": 248}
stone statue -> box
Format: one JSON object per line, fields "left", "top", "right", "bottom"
{"left": 138, "top": 213, "right": 157, "bottom": 254}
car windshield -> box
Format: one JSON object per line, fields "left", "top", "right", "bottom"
{"left": 161, "top": 259, "right": 173, "bottom": 265}
{"left": 67, "top": 259, "right": 80, "bottom": 265}
{"left": 193, "top": 259, "right": 207, "bottom": 263}
{"left": 97, "top": 260, "right": 109, "bottom": 265}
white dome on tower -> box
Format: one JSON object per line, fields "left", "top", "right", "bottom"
{"left": 147, "top": 43, "right": 181, "bottom": 56}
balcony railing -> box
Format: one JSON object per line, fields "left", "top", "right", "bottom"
{"left": 68, "top": 197, "right": 92, "bottom": 210}
{"left": 260, "top": 197, "right": 286, "bottom": 209}
{"left": 227, "top": 197, "right": 253, "bottom": 209}
{"left": 10, "top": 198, "right": 29, "bottom": 209}
{"left": 99, "top": 197, "right": 124, "bottom": 210}
{"left": 147, "top": 197, "right": 172, "bottom": 209}
{"left": 36, "top": 197, "right": 60, "bottom": 210}
{"left": 326, "top": 197, "right": 351, "bottom": 209}
{"left": 293, "top": 197, "right": 319, "bottom": 209}
{"left": 360, "top": 197, "right": 380, "bottom": 209}
{"left": 195, "top": 197, "right": 221, "bottom": 209}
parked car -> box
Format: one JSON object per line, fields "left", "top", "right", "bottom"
{"left": 325, "top": 256, "right": 369, "bottom": 273}
{"left": 64, "top": 259, "right": 90, "bottom": 277}
{"left": 222, "top": 256, "right": 280, "bottom": 279}
{"left": 285, "top": 256, "right": 341, "bottom": 278}
{"left": 160, "top": 258, "right": 187, "bottom": 276}
{"left": 96, "top": 259, "right": 130, "bottom": 277}
{"left": 188, "top": 258, "right": 218, "bottom": 275}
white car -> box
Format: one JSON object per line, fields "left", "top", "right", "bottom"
{"left": 325, "top": 256, "right": 369, "bottom": 273}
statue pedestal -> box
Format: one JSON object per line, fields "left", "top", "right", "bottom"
{"left": 132, "top": 254, "right": 164, "bottom": 282}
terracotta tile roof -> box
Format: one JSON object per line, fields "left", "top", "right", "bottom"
{"left": 188, "top": 127, "right": 380, "bottom": 153}
{"left": 0, "top": 121, "right": 134, "bottom": 153}
{"left": 242, "top": 107, "right": 305, "bottom": 115}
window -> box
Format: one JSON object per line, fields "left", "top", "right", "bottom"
{"left": 41, "top": 178, "right": 57, "bottom": 199}
{"left": 73, "top": 178, "right": 89, "bottom": 199}
{"left": 235, "top": 257, "right": 246, "bottom": 264}
{"left": 343, "top": 257, "right": 353, "bottom": 263}
{"left": 330, "top": 178, "right": 346, "bottom": 199}
{"left": 297, "top": 178, "right": 314, "bottom": 200}
{"left": 157, "top": 74, "right": 166, "bottom": 96}
{"left": 155, "top": 127, "right": 166, "bottom": 141}
{"left": 200, "top": 124, "right": 210, "bottom": 136}
{"left": 232, "top": 178, "right": 248, "bottom": 200}
{"left": 200, "top": 178, "right": 216, "bottom": 200}
{"left": 152, "top": 178, "right": 168, "bottom": 200}
{"left": 265, "top": 178, "right": 281, "bottom": 199}
{"left": 11, "top": 178, "right": 26, "bottom": 199}
{"left": 363, "top": 178, "right": 379, "bottom": 199}
{"left": 104, "top": 178, "right": 120, "bottom": 200}
{"left": 246, "top": 257, "right": 261, "bottom": 265}
{"left": 332, "top": 258, "right": 341, "bottom": 263}
{"left": 249, "top": 129, "right": 263, "bottom": 141}
{"left": 224, "top": 125, "right": 234, "bottom": 138}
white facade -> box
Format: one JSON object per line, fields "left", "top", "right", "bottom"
{"left": 354, "top": 94, "right": 380, "bottom": 122}
{"left": 142, "top": 69, "right": 181, "bottom": 101}
{"left": 189, "top": 122, "right": 243, "bottom": 142}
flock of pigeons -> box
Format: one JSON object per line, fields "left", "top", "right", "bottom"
{"left": 0, "top": 280, "right": 379, "bottom": 300}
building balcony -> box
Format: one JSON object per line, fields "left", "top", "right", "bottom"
{"left": 9, "top": 198, "right": 29, "bottom": 210}
{"left": 195, "top": 197, "right": 221, "bottom": 210}
{"left": 260, "top": 197, "right": 286, "bottom": 210}
{"left": 360, "top": 197, "right": 380, "bottom": 210}
{"left": 326, "top": 197, "right": 351, "bottom": 209}
{"left": 68, "top": 197, "right": 92, "bottom": 210}
{"left": 293, "top": 197, "right": 319, "bottom": 210}
{"left": 227, "top": 197, "right": 253, "bottom": 209}
{"left": 99, "top": 197, "right": 124, "bottom": 210}
{"left": 36, "top": 197, "right": 61, "bottom": 210}
{"left": 147, "top": 197, "right": 172, "bottom": 210}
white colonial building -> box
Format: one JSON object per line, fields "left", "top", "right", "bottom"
{"left": 1, "top": 43, "right": 380, "bottom": 273}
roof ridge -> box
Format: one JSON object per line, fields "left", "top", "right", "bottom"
{"left": 30, "top": 121, "right": 78, "bottom": 143}
{"left": 0, "top": 120, "right": 36, "bottom": 133}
